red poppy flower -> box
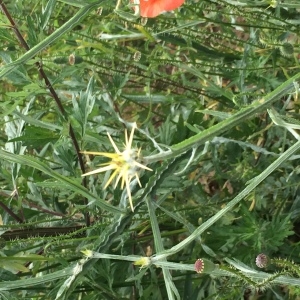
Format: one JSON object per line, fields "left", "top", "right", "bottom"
{"left": 139, "top": 0, "right": 185, "bottom": 18}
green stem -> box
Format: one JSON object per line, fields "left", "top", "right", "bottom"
{"left": 145, "top": 72, "right": 300, "bottom": 163}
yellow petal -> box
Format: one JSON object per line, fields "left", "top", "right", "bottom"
{"left": 125, "top": 176, "right": 134, "bottom": 212}
{"left": 107, "top": 132, "right": 121, "bottom": 154}
{"left": 114, "top": 170, "right": 125, "bottom": 189}
{"left": 134, "top": 161, "right": 152, "bottom": 171}
{"left": 104, "top": 168, "right": 120, "bottom": 188}
{"left": 135, "top": 173, "right": 142, "bottom": 187}
{"left": 82, "top": 165, "right": 115, "bottom": 177}
{"left": 127, "top": 123, "right": 136, "bottom": 150}
{"left": 81, "top": 151, "right": 119, "bottom": 159}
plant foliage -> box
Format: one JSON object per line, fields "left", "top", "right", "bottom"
{"left": 0, "top": 0, "right": 300, "bottom": 299}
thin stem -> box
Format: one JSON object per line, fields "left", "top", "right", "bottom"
{"left": 0, "top": 1, "right": 90, "bottom": 226}
{"left": 0, "top": 200, "right": 24, "bottom": 223}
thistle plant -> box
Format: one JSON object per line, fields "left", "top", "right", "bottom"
{"left": 1, "top": 0, "right": 300, "bottom": 299}
{"left": 81, "top": 123, "right": 152, "bottom": 211}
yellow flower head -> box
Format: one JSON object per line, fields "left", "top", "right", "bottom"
{"left": 81, "top": 124, "right": 152, "bottom": 211}
{"left": 134, "top": 256, "right": 151, "bottom": 268}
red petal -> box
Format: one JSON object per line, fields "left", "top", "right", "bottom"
{"left": 139, "top": 0, "right": 184, "bottom": 18}
{"left": 163, "top": 0, "right": 185, "bottom": 11}
{"left": 139, "top": 0, "right": 164, "bottom": 18}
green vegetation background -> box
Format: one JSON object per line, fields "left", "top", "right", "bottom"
{"left": 0, "top": 0, "right": 300, "bottom": 299}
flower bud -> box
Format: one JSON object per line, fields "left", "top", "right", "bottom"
{"left": 194, "top": 258, "right": 216, "bottom": 274}
{"left": 256, "top": 253, "right": 269, "bottom": 268}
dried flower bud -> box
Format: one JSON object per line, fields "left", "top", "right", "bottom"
{"left": 133, "top": 51, "right": 141, "bottom": 61}
{"left": 256, "top": 253, "right": 269, "bottom": 268}
{"left": 68, "top": 53, "right": 75, "bottom": 65}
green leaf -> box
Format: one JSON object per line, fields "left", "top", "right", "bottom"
{"left": 8, "top": 126, "right": 60, "bottom": 147}
{"left": 41, "top": 0, "right": 57, "bottom": 30}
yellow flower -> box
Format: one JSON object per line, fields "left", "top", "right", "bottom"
{"left": 81, "top": 124, "right": 152, "bottom": 211}
{"left": 134, "top": 256, "right": 151, "bottom": 268}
